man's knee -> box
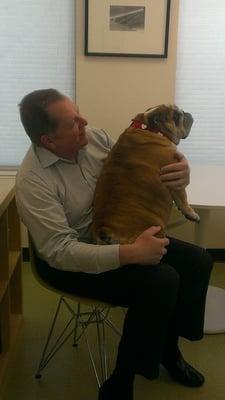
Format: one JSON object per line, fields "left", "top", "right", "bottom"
{"left": 155, "top": 264, "right": 180, "bottom": 297}
{"left": 195, "top": 248, "right": 214, "bottom": 279}
{"left": 203, "top": 249, "right": 214, "bottom": 272}
{"left": 139, "top": 264, "right": 180, "bottom": 304}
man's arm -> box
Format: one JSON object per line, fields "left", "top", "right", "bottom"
{"left": 16, "top": 174, "right": 120, "bottom": 274}
{"left": 16, "top": 174, "right": 170, "bottom": 272}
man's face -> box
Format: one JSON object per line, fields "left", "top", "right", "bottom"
{"left": 41, "top": 97, "right": 88, "bottom": 160}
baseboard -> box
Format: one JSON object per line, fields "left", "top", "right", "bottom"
{"left": 22, "top": 247, "right": 225, "bottom": 263}
{"left": 207, "top": 249, "right": 225, "bottom": 262}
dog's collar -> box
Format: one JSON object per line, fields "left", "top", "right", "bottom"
{"left": 130, "top": 119, "right": 160, "bottom": 133}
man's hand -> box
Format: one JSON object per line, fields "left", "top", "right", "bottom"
{"left": 119, "top": 226, "right": 169, "bottom": 266}
{"left": 160, "top": 152, "right": 190, "bottom": 191}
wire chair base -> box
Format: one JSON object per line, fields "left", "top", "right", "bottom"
{"left": 35, "top": 296, "right": 121, "bottom": 387}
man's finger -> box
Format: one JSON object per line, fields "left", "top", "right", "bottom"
{"left": 147, "top": 226, "right": 162, "bottom": 235}
{"left": 160, "top": 171, "right": 184, "bottom": 181}
{"left": 163, "top": 237, "right": 170, "bottom": 246}
{"left": 161, "top": 163, "right": 184, "bottom": 174}
{"left": 174, "top": 151, "right": 185, "bottom": 161}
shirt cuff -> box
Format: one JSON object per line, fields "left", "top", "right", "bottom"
{"left": 97, "top": 244, "right": 120, "bottom": 273}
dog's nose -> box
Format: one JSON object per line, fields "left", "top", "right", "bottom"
{"left": 185, "top": 113, "right": 194, "bottom": 124}
{"left": 182, "top": 113, "right": 194, "bottom": 138}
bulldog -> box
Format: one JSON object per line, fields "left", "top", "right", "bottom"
{"left": 92, "top": 104, "right": 200, "bottom": 244}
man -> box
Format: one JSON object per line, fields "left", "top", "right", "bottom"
{"left": 16, "top": 89, "right": 213, "bottom": 400}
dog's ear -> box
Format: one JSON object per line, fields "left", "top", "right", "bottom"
{"left": 147, "top": 112, "right": 162, "bottom": 130}
{"left": 133, "top": 113, "right": 145, "bottom": 123}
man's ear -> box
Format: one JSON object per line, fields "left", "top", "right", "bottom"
{"left": 40, "top": 134, "right": 54, "bottom": 150}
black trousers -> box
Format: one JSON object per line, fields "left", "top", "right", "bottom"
{"left": 36, "top": 237, "right": 213, "bottom": 378}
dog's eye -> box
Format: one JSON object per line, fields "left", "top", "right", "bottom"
{"left": 173, "top": 111, "right": 181, "bottom": 125}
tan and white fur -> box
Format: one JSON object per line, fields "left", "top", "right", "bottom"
{"left": 92, "top": 104, "right": 200, "bottom": 244}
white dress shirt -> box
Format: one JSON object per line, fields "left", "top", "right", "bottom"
{"left": 16, "top": 127, "right": 120, "bottom": 273}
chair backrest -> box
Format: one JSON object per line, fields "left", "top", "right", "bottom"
{"left": 28, "top": 234, "right": 57, "bottom": 293}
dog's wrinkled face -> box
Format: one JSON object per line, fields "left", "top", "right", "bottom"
{"left": 135, "top": 104, "right": 194, "bottom": 145}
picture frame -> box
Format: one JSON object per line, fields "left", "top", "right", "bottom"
{"left": 85, "top": 0, "right": 171, "bottom": 58}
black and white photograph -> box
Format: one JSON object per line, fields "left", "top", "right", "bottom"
{"left": 109, "top": 6, "right": 145, "bottom": 31}
{"left": 85, "top": 0, "right": 171, "bottom": 57}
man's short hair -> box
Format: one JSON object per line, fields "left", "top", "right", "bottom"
{"left": 18, "top": 88, "right": 65, "bottom": 144}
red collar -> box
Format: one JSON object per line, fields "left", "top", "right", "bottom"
{"left": 130, "top": 120, "right": 160, "bottom": 133}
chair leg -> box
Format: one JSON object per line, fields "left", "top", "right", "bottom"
{"left": 35, "top": 296, "right": 76, "bottom": 378}
{"left": 96, "top": 309, "right": 109, "bottom": 383}
{"left": 35, "top": 298, "right": 122, "bottom": 386}
{"left": 72, "top": 303, "right": 81, "bottom": 347}
{"left": 83, "top": 308, "right": 109, "bottom": 387}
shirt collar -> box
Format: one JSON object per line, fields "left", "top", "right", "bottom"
{"left": 34, "top": 145, "right": 76, "bottom": 168}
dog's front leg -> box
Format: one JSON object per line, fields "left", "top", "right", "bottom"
{"left": 171, "top": 189, "right": 200, "bottom": 223}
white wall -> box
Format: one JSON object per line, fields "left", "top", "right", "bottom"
{"left": 75, "top": 0, "right": 180, "bottom": 139}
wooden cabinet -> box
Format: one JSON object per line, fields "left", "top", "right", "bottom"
{"left": 0, "top": 177, "right": 22, "bottom": 383}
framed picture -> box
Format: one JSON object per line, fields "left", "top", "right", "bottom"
{"left": 85, "top": 0, "right": 171, "bottom": 58}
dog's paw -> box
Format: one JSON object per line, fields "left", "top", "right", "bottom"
{"left": 184, "top": 208, "right": 200, "bottom": 223}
